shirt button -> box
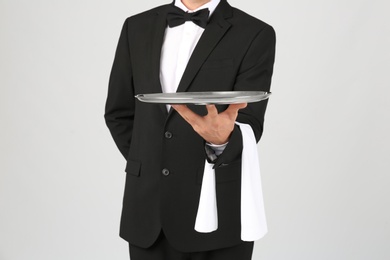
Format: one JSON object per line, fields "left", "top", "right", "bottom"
{"left": 162, "top": 168, "right": 170, "bottom": 176}
{"left": 165, "top": 131, "right": 173, "bottom": 139}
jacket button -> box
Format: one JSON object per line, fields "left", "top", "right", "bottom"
{"left": 165, "top": 131, "right": 173, "bottom": 139}
{"left": 162, "top": 168, "right": 170, "bottom": 176}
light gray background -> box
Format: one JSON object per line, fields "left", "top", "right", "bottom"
{"left": 1, "top": 0, "right": 389, "bottom": 259}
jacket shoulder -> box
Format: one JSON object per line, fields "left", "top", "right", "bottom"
{"left": 125, "top": 4, "right": 170, "bottom": 24}
{"left": 230, "top": 7, "right": 274, "bottom": 34}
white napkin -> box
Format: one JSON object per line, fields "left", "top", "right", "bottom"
{"left": 194, "top": 122, "right": 268, "bottom": 241}
{"left": 194, "top": 160, "right": 218, "bottom": 232}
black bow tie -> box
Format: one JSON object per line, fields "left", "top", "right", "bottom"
{"left": 166, "top": 6, "right": 210, "bottom": 28}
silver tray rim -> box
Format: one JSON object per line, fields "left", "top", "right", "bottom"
{"left": 135, "top": 91, "right": 271, "bottom": 105}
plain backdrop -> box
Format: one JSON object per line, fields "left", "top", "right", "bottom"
{"left": 1, "top": 0, "right": 389, "bottom": 259}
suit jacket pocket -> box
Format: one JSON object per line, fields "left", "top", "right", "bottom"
{"left": 197, "top": 160, "right": 241, "bottom": 184}
{"left": 125, "top": 160, "right": 141, "bottom": 177}
{"left": 200, "top": 58, "right": 234, "bottom": 70}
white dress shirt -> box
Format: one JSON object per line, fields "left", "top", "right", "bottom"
{"left": 160, "top": 0, "right": 225, "bottom": 153}
{"left": 160, "top": 0, "right": 220, "bottom": 100}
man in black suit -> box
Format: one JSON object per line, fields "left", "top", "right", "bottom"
{"left": 105, "top": 0, "right": 276, "bottom": 259}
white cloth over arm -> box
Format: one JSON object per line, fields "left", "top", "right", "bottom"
{"left": 236, "top": 122, "right": 268, "bottom": 241}
{"left": 194, "top": 122, "right": 268, "bottom": 241}
{"left": 194, "top": 160, "right": 218, "bottom": 233}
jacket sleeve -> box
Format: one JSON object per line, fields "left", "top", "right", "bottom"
{"left": 104, "top": 18, "right": 135, "bottom": 159}
{"left": 213, "top": 25, "right": 276, "bottom": 168}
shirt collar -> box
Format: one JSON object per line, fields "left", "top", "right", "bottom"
{"left": 175, "top": 0, "right": 220, "bottom": 16}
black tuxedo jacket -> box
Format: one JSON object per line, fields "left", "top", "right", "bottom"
{"left": 105, "top": 0, "right": 276, "bottom": 252}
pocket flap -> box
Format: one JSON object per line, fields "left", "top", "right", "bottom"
{"left": 201, "top": 58, "right": 233, "bottom": 70}
{"left": 125, "top": 160, "right": 141, "bottom": 176}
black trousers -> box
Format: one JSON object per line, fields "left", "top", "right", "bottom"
{"left": 129, "top": 231, "right": 254, "bottom": 260}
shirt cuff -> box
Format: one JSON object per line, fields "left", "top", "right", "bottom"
{"left": 206, "top": 142, "right": 228, "bottom": 156}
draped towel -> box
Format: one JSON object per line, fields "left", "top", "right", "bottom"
{"left": 194, "top": 122, "right": 268, "bottom": 241}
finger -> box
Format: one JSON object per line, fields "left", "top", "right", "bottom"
{"left": 205, "top": 104, "right": 218, "bottom": 117}
{"left": 172, "top": 105, "right": 201, "bottom": 124}
{"left": 171, "top": 104, "right": 189, "bottom": 112}
{"left": 233, "top": 102, "right": 248, "bottom": 110}
{"left": 225, "top": 103, "right": 247, "bottom": 113}
{"left": 222, "top": 103, "right": 247, "bottom": 120}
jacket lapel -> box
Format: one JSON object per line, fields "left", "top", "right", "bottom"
{"left": 151, "top": 6, "right": 170, "bottom": 116}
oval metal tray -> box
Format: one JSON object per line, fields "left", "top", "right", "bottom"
{"left": 135, "top": 91, "right": 271, "bottom": 105}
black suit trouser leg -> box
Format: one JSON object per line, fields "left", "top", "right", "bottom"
{"left": 129, "top": 231, "right": 254, "bottom": 260}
